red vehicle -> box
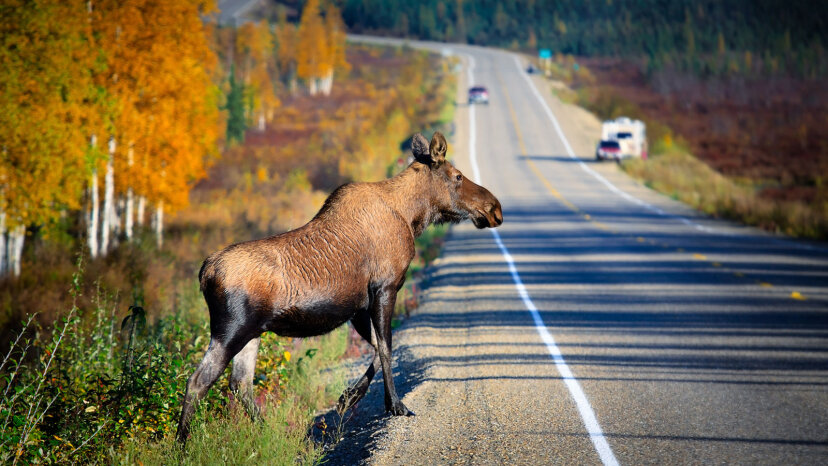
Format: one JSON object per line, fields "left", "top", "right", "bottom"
{"left": 468, "top": 86, "right": 489, "bottom": 105}
{"left": 595, "top": 140, "right": 621, "bottom": 161}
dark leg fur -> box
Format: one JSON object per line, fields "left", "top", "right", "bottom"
{"left": 372, "top": 284, "right": 414, "bottom": 416}
{"left": 176, "top": 339, "right": 232, "bottom": 443}
{"left": 176, "top": 332, "right": 255, "bottom": 443}
{"left": 337, "top": 310, "right": 380, "bottom": 412}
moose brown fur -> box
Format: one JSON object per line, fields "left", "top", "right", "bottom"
{"left": 176, "top": 132, "right": 502, "bottom": 442}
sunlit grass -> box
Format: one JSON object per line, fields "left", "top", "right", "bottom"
{"left": 116, "top": 328, "right": 349, "bottom": 466}
{"left": 622, "top": 149, "right": 828, "bottom": 238}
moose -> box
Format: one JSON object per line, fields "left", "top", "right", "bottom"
{"left": 176, "top": 132, "right": 502, "bottom": 442}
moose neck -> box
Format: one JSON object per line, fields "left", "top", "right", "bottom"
{"left": 383, "top": 163, "right": 440, "bottom": 238}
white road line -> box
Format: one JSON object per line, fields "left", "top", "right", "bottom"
{"left": 465, "top": 53, "right": 619, "bottom": 466}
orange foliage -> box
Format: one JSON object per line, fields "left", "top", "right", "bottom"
{"left": 296, "top": 0, "right": 348, "bottom": 95}
{"left": 92, "top": 0, "right": 220, "bottom": 212}
{"left": 237, "top": 21, "right": 281, "bottom": 124}
{"left": 0, "top": 0, "right": 99, "bottom": 228}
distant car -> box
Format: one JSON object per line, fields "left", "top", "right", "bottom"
{"left": 468, "top": 86, "right": 489, "bottom": 105}
{"left": 595, "top": 140, "right": 621, "bottom": 161}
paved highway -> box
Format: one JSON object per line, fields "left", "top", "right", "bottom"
{"left": 324, "top": 38, "right": 828, "bottom": 465}
{"left": 215, "top": 0, "right": 260, "bottom": 26}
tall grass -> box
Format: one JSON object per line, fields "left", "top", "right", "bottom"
{"left": 622, "top": 148, "right": 828, "bottom": 238}
{"left": 0, "top": 257, "right": 349, "bottom": 463}
{"left": 117, "top": 329, "right": 349, "bottom": 466}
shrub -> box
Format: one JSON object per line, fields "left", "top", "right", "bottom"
{"left": 0, "top": 259, "right": 298, "bottom": 463}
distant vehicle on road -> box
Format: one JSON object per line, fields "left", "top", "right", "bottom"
{"left": 598, "top": 117, "right": 647, "bottom": 161}
{"left": 468, "top": 86, "right": 489, "bottom": 105}
{"left": 595, "top": 140, "right": 622, "bottom": 161}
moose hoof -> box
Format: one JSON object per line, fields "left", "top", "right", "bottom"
{"left": 387, "top": 401, "right": 415, "bottom": 417}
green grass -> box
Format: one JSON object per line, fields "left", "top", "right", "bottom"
{"left": 116, "top": 329, "right": 349, "bottom": 466}
{"left": 0, "top": 257, "right": 349, "bottom": 465}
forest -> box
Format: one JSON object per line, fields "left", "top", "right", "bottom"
{"left": 341, "top": 0, "right": 827, "bottom": 78}
{"left": 0, "top": 0, "right": 351, "bottom": 280}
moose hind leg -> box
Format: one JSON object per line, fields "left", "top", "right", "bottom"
{"left": 338, "top": 310, "right": 379, "bottom": 413}
{"left": 372, "top": 284, "right": 414, "bottom": 416}
{"left": 230, "top": 337, "right": 262, "bottom": 422}
{"left": 176, "top": 339, "right": 233, "bottom": 443}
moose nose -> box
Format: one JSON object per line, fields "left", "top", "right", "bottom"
{"left": 491, "top": 202, "right": 503, "bottom": 226}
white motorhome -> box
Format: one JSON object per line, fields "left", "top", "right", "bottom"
{"left": 597, "top": 117, "right": 647, "bottom": 160}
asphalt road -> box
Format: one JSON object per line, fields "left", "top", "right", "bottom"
{"left": 320, "top": 38, "right": 828, "bottom": 465}
{"left": 215, "top": 0, "right": 260, "bottom": 26}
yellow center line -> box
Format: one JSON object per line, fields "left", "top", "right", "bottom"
{"left": 493, "top": 69, "right": 580, "bottom": 212}
{"left": 791, "top": 291, "right": 806, "bottom": 300}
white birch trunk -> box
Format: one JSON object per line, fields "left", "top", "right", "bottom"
{"left": 88, "top": 169, "right": 99, "bottom": 258}
{"left": 100, "top": 137, "right": 115, "bottom": 255}
{"left": 126, "top": 189, "right": 134, "bottom": 240}
{"left": 0, "top": 212, "right": 6, "bottom": 275}
{"left": 87, "top": 135, "right": 100, "bottom": 258}
{"left": 321, "top": 69, "right": 334, "bottom": 96}
{"left": 137, "top": 196, "right": 146, "bottom": 227}
{"left": 258, "top": 113, "right": 265, "bottom": 132}
{"left": 125, "top": 143, "right": 134, "bottom": 240}
{"left": 9, "top": 225, "right": 24, "bottom": 277}
{"left": 153, "top": 202, "right": 164, "bottom": 248}
{"left": 308, "top": 76, "right": 318, "bottom": 95}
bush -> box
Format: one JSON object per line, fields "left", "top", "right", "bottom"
{"left": 0, "top": 259, "right": 305, "bottom": 463}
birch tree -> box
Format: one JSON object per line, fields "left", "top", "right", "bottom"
{"left": 297, "top": 0, "right": 327, "bottom": 95}
{"left": 236, "top": 21, "right": 280, "bottom": 130}
{"left": 92, "top": 0, "right": 219, "bottom": 249}
{"left": 87, "top": 135, "right": 101, "bottom": 258}
{"left": 0, "top": 0, "right": 98, "bottom": 276}
{"left": 321, "top": 1, "right": 350, "bottom": 95}
{"left": 296, "top": 0, "right": 349, "bottom": 96}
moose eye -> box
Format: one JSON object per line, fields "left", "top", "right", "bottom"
{"left": 455, "top": 174, "right": 462, "bottom": 181}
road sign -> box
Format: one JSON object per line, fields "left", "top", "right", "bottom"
{"left": 539, "top": 49, "right": 552, "bottom": 59}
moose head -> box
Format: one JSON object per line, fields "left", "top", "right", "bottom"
{"left": 410, "top": 132, "right": 503, "bottom": 229}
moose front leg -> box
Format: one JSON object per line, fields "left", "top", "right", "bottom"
{"left": 371, "top": 283, "right": 414, "bottom": 416}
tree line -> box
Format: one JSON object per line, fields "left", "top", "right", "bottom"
{"left": 0, "top": 0, "right": 348, "bottom": 278}
{"left": 341, "top": 0, "right": 827, "bottom": 78}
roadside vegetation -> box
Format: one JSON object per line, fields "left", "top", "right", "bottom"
{"left": 539, "top": 52, "right": 827, "bottom": 239}
{"left": 0, "top": 1, "right": 457, "bottom": 463}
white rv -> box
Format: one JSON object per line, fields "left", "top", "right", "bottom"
{"left": 597, "top": 117, "right": 647, "bottom": 160}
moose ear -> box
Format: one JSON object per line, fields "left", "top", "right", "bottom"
{"left": 429, "top": 132, "right": 447, "bottom": 163}
{"left": 411, "top": 133, "right": 432, "bottom": 164}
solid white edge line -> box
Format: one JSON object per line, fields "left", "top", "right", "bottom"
{"left": 464, "top": 53, "right": 620, "bottom": 466}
